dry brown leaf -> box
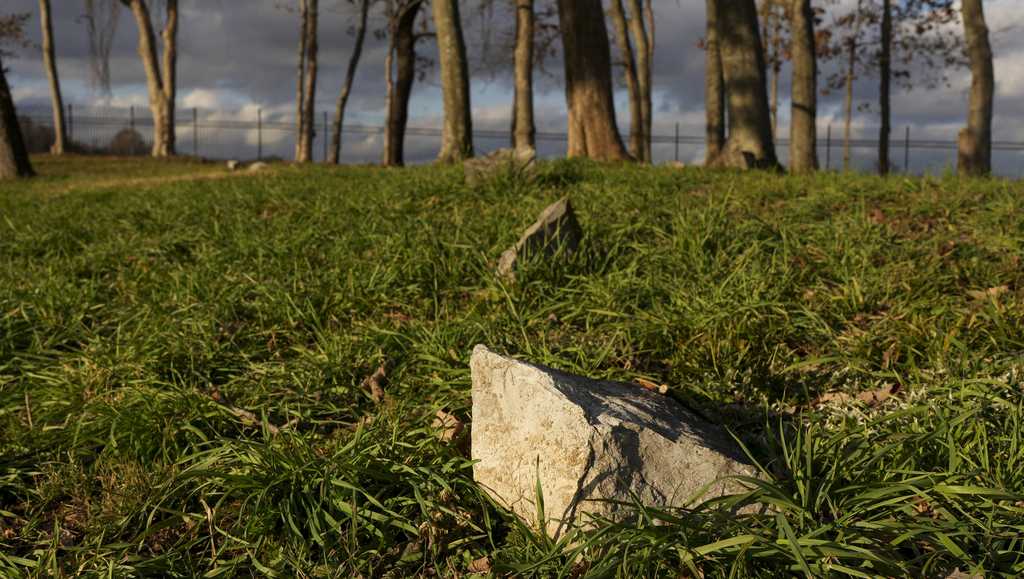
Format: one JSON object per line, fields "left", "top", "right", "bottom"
{"left": 432, "top": 409, "right": 464, "bottom": 443}
{"left": 967, "top": 285, "right": 1009, "bottom": 301}
{"left": 944, "top": 569, "right": 983, "bottom": 579}
{"left": 361, "top": 365, "right": 387, "bottom": 404}
{"left": 868, "top": 208, "right": 887, "bottom": 225}
{"left": 814, "top": 384, "right": 899, "bottom": 408}
{"left": 635, "top": 377, "right": 668, "bottom": 395}
{"left": 467, "top": 556, "right": 492, "bottom": 575}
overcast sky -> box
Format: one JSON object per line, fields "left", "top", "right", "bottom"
{"left": 5, "top": 0, "right": 1024, "bottom": 173}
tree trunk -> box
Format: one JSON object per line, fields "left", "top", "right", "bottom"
{"left": 511, "top": 0, "right": 535, "bottom": 151}
{"left": 608, "top": 0, "right": 643, "bottom": 160}
{"left": 770, "top": 61, "right": 779, "bottom": 140}
{"left": 842, "top": 0, "right": 863, "bottom": 171}
{"left": 958, "top": 0, "right": 993, "bottom": 176}
{"left": 295, "top": 0, "right": 308, "bottom": 161}
{"left": 710, "top": 0, "right": 778, "bottom": 169}
{"left": 788, "top": 0, "right": 817, "bottom": 173}
{"left": 642, "top": 0, "right": 654, "bottom": 161}
{"left": 329, "top": 0, "right": 369, "bottom": 164}
{"left": 433, "top": 0, "right": 473, "bottom": 163}
{"left": 557, "top": 0, "right": 630, "bottom": 162}
{"left": 878, "top": 0, "right": 891, "bottom": 174}
{"left": 125, "top": 0, "right": 176, "bottom": 157}
{"left": 384, "top": 1, "right": 421, "bottom": 167}
{"left": 297, "top": 0, "right": 318, "bottom": 163}
{"left": 0, "top": 54, "right": 35, "bottom": 178}
{"left": 704, "top": 0, "right": 726, "bottom": 164}
{"left": 627, "top": 0, "right": 652, "bottom": 163}
{"left": 39, "top": 0, "right": 66, "bottom": 155}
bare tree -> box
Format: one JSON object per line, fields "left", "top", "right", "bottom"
{"left": 38, "top": 0, "right": 66, "bottom": 155}
{"left": 295, "top": 0, "right": 318, "bottom": 163}
{"left": 958, "top": 0, "right": 993, "bottom": 176}
{"left": 788, "top": 0, "right": 817, "bottom": 173}
{"left": 383, "top": 0, "right": 424, "bottom": 166}
{"left": 627, "top": 0, "right": 652, "bottom": 162}
{"left": 433, "top": 0, "right": 473, "bottom": 163}
{"left": 709, "top": 0, "right": 778, "bottom": 169}
{"left": 557, "top": 0, "right": 630, "bottom": 161}
{"left": 328, "top": 0, "right": 370, "bottom": 165}
{"left": 608, "top": 0, "right": 642, "bottom": 160}
{"left": 0, "top": 52, "right": 34, "bottom": 178}
{"left": 511, "top": 0, "right": 535, "bottom": 151}
{"left": 704, "top": 0, "right": 726, "bottom": 164}
{"left": 85, "top": 0, "right": 120, "bottom": 96}
{"left": 878, "top": 0, "right": 891, "bottom": 174}
{"left": 758, "top": 0, "right": 787, "bottom": 141}
{"left": 121, "top": 0, "right": 177, "bottom": 157}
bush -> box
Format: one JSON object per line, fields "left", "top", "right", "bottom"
{"left": 108, "top": 128, "right": 150, "bottom": 156}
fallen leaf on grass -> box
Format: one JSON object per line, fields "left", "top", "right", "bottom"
{"left": 635, "top": 377, "right": 669, "bottom": 395}
{"left": 967, "top": 286, "right": 1009, "bottom": 301}
{"left": 361, "top": 365, "right": 387, "bottom": 404}
{"left": 432, "top": 410, "right": 464, "bottom": 443}
{"left": 467, "top": 556, "right": 492, "bottom": 574}
{"left": 814, "top": 383, "right": 900, "bottom": 408}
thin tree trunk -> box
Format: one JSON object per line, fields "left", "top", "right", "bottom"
{"left": 710, "top": 0, "right": 778, "bottom": 169}
{"left": 626, "top": 0, "right": 652, "bottom": 163}
{"left": 296, "top": 0, "right": 318, "bottom": 163}
{"left": 511, "top": 0, "right": 535, "bottom": 151}
{"left": 770, "top": 61, "right": 779, "bottom": 140}
{"left": 557, "top": 0, "right": 631, "bottom": 161}
{"left": 842, "top": 0, "right": 863, "bottom": 171}
{"left": 789, "top": 0, "right": 817, "bottom": 173}
{"left": 433, "top": 0, "right": 473, "bottom": 163}
{"left": 125, "top": 0, "right": 176, "bottom": 157}
{"left": 329, "top": 0, "right": 369, "bottom": 164}
{"left": 705, "top": 0, "right": 726, "bottom": 164}
{"left": 879, "top": 0, "right": 891, "bottom": 174}
{"left": 39, "top": 0, "right": 66, "bottom": 155}
{"left": 958, "top": 0, "right": 993, "bottom": 176}
{"left": 295, "top": 0, "right": 308, "bottom": 161}
{"left": 642, "top": 0, "right": 654, "bottom": 161}
{"left": 0, "top": 54, "right": 35, "bottom": 178}
{"left": 609, "top": 0, "right": 643, "bottom": 160}
{"left": 383, "top": 8, "right": 397, "bottom": 165}
{"left": 384, "top": 1, "right": 421, "bottom": 167}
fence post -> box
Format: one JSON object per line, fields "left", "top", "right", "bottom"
{"left": 674, "top": 122, "right": 679, "bottom": 162}
{"left": 323, "top": 111, "right": 328, "bottom": 162}
{"left": 825, "top": 124, "right": 832, "bottom": 170}
{"left": 130, "top": 105, "right": 135, "bottom": 130}
{"left": 257, "top": 108, "right": 263, "bottom": 160}
{"left": 193, "top": 108, "right": 198, "bottom": 157}
{"left": 904, "top": 125, "right": 910, "bottom": 173}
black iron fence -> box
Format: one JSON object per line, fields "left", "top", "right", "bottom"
{"left": 17, "top": 104, "right": 1024, "bottom": 175}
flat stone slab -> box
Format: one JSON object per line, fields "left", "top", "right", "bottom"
{"left": 496, "top": 196, "right": 582, "bottom": 279}
{"left": 470, "top": 345, "right": 756, "bottom": 537}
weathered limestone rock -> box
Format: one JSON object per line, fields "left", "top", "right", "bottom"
{"left": 226, "top": 159, "right": 240, "bottom": 171}
{"left": 247, "top": 161, "right": 268, "bottom": 172}
{"left": 496, "top": 197, "right": 582, "bottom": 279}
{"left": 470, "top": 345, "right": 756, "bottom": 537}
{"left": 463, "top": 147, "right": 537, "bottom": 187}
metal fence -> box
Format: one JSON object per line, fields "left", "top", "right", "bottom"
{"left": 17, "top": 104, "right": 1024, "bottom": 175}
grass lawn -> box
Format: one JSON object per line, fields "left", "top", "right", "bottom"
{"left": 1, "top": 156, "right": 1022, "bottom": 577}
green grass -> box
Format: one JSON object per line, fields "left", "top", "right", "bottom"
{"left": 1, "top": 156, "right": 1022, "bottom": 577}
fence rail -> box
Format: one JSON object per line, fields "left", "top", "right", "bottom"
{"left": 17, "top": 104, "right": 1024, "bottom": 173}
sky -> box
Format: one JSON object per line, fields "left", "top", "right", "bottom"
{"left": 5, "top": 0, "right": 1024, "bottom": 174}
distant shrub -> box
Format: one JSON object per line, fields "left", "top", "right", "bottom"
{"left": 109, "top": 128, "right": 150, "bottom": 156}
{"left": 18, "top": 117, "right": 56, "bottom": 154}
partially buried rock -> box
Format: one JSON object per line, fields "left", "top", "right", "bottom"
{"left": 470, "top": 345, "right": 756, "bottom": 537}
{"left": 463, "top": 147, "right": 537, "bottom": 187}
{"left": 496, "top": 196, "right": 582, "bottom": 279}
{"left": 247, "top": 161, "right": 268, "bottom": 172}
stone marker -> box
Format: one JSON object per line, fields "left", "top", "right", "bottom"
{"left": 247, "top": 161, "right": 268, "bottom": 172}
{"left": 226, "top": 160, "right": 240, "bottom": 171}
{"left": 496, "top": 197, "right": 582, "bottom": 279}
{"left": 463, "top": 147, "right": 537, "bottom": 187}
{"left": 470, "top": 345, "right": 756, "bottom": 537}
